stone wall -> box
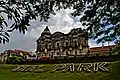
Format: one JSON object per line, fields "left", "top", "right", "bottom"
{"left": 36, "top": 26, "right": 89, "bottom": 58}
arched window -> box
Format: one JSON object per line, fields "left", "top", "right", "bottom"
{"left": 49, "top": 45, "right": 51, "bottom": 49}
{"left": 75, "top": 51, "right": 77, "bottom": 55}
{"left": 57, "top": 52, "right": 59, "bottom": 55}
{"left": 57, "top": 43, "right": 59, "bottom": 48}
{"left": 75, "top": 40, "right": 77, "bottom": 45}
{"left": 45, "top": 44, "right": 47, "bottom": 48}
{"left": 66, "top": 42, "right": 68, "bottom": 47}
{"left": 74, "top": 40, "right": 77, "bottom": 47}
{"left": 66, "top": 51, "right": 68, "bottom": 55}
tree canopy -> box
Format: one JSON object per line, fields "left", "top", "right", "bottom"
{"left": 80, "top": 0, "right": 120, "bottom": 44}
{"left": 0, "top": 0, "right": 84, "bottom": 43}
{"left": 0, "top": 0, "right": 120, "bottom": 51}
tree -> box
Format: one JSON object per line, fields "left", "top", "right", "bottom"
{"left": 0, "top": 0, "right": 84, "bottom": 44}
{"left": 79, "top": 0, "right": 120, "bottom": 43}
{"left": 78, "top": 0, "right": 120, "bottom": 54}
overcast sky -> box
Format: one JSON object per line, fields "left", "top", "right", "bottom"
{"left": 0, "top": 8, "right": 115, "bottom": 53}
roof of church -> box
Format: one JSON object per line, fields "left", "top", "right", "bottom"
{"left": 36, "top": 26, "right": 87, "bottom": 42}
{"left": 43, "top": 26, "right": 50, "bottom": 32}
{"left": 41, "top": 26, "right": 51, "bottom": 35}
{"left": 52, "top": 31, "right": 64, "bottom": 35}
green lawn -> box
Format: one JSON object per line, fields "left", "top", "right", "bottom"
{"left": 0, "top": 61, "right": 120, "bottom": 80}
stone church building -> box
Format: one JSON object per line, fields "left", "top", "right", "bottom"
{"left": 36, "top": 26, "right": 89, "bottom": 58}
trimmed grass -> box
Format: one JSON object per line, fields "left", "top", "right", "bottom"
{"left": 0, "top": 61, "right": 120, "bottom": 80}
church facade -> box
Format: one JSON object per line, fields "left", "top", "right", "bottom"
{"left": 36, "top": 26, "right": 89, "bottom": 58}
